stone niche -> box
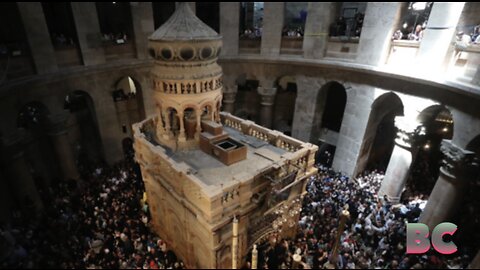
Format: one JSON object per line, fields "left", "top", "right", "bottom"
{"left": 199, "top": 120, "right": 247, "bottom": 165}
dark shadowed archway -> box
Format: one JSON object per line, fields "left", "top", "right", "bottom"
{"left": 354, "top": 92, "right": 404, "bottom": 176}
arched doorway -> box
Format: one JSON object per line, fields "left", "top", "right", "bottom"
{"left": 311, "top": 82, "right": 347, "bottom": 166}
{"left": 273, "top": 76, "right": 297, "bottom": 135}
{"left": 64, "top": 90, "right": 104, "bottom": 168}
{"left": 17, "top": 102, "right": 59, "bottom": 188}
{"left": 113, "top": 76, "right": 146, "bottom": 138}
{"left": 122, "top": 137, "right": 134, "bottom": 160}
{"left": 355, "top": 92, "right": 404, "bottom": 176}
{"left": 234, "top": 75, "right": 260, "bottom": 122}
{"left": 401, "top": 105, "right": 454, "bottom": 201}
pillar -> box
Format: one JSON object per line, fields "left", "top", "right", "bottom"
{"left": 131, "top": 2, "right": 155, "bottom": 60}
{"left": 232, "top": 217, "right": 239, "bottom": 269}
{"left": 303, "top": 2, "right": 337, "bottom": 59}
{"left": 251, "top": 244, "right": 258, "bottom": 269}
{"left": 379, "top": 117, "right": 425, "bottom": 202}
{"left": 222, "top": 85, "right": 238, "bottom": 114}
{"left": 419, "top": 140, "right": 478, "bottom": 229}
{"left": 260, "top": 2, "right": 284, "bottom": 57}
{"left": 17, "top": 2, "right": 58, "bottom": 74}
{"left": 23, "top": 132, "right": 54, "bottom": 188}
{"left": 416, "top": 3, "right": 465, "bottom": 74}
{"left": 71, "top": 2, "right": 106, "bottom": 66}
{"left": 195, "top": 113, "right": 201, "bottom": 139}
{"left": 178, "top": 111, "right": 186, "bottom": 142}
{"left": 176, "top": 2, "right": 195, "bottom": 14}
{"left": 163, "top": 109, "right": 172, "bottom": 139}
{"left": 220, "top": 2, "right": 240, "bottom": 56}
{"left": 258, "top": 87, "right": 277, "bottom": 129}
{"left": 357, "top": 3, "right": 402, "bottom": 66}
{"left": 1, "top": 131, "right": 43, "bottom": 214}
{"left": 47, "top": 114, "right": 80, "bottom": 181}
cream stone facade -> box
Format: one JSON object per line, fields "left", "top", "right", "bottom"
{"left": 1, "top": 3, "right": 480, "bottom": 268}
{"left": 132, "top": 4, "right": 318, "bottom": 268}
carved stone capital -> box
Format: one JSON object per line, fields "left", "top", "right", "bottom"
{"left": 258, "top": 87, "right": 277, "bottom": 106}
{"left": 440, "top": 140, "right": 479, "bottom": 179}
{"left": 223, "top": 92, "right": 237, "bottom": 104}
{"left": 394, "top": 117, "right": 426, "bottom": 149}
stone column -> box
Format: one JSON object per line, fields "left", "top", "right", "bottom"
{"left": 222, "top": 85, "right": 238, "bottom": 114}
{"left": 177, "top": 2, "right": 195, "bottom": 14}
{"left": 258, "top": 87, "right": 277, "bottom": 129}
{"left": 47, "top": 114, "right": 80, "bottom": 181}
{"left": 261, "top": 2, "right": 284, "bottom": 57}
{"left": 379, "top": 117, "right": 425, "bottom": 202}
{"left": 131, "top": 2, "right": 155, "bottom": 60}
{"left": 71, "top": 2, "right": 106, "bottom": 66}
{"left": 220, "top": 2, "right": 240, "bottom": 56}
{"left": 17, "top": 2, "right": 58, "bottom": 74}
{"left": 357, "top": 2, "right": 402, "bottom": 66}
{"left": 195, "top": 113, "right": 201, "bottom": 139}
{"left": 178, "top": 111, "right": 186, "bottom": 142}
{"left": 163, "top": 109, "right": 172, "bottom": 139}
{"left": 303, "top": 2, "right": 337, "bottom": 59}
{"left": 23, "top": 132, "right": 54, "bottom": 188}
{"left": 419, "top": 140, "right": 478, "bottom": 229}
{"left": 1, "top": 131, "right": 43, "bottom": 214}
{"left": 416, "top": 3, "right": 465, "bottom": 74}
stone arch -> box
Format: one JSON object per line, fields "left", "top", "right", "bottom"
{"left": 311, "top": 81, "right": 347, "bottom": 167}
{"left": 217, "top": 245, "right": 231, "bottom": 269}
{"left": 113, "top": 75, "right": 146, "bottom": 129}
{"left": 354, "top": 92, "right": 404, "bottom": 176}
{"left": 273, "top": 75, "right": 297, "bottom": 135}
{"left": 183, "top": 106, "right": 198, "bottom": 139}
{"left": 402, "top": 104, "right": 454, "bottom": 199}
{"left": 201, "top": 102, "right": 215, "bottom": 121}
{"left": 17, "top": 101, "right": 51, "bottom": 130}
{"left": 122, "top": 137, "right": 134, "bottom": 159}
{"left": 17, "top": 101, "right": 58, "bottom": 188}
{"left": 234, "top": 74, "right": 260, "bottom": 122}
{"left": 64, "top": 90, "right": 104, "bottom": 165}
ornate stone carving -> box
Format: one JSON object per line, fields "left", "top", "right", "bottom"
{"left": 440, "top": 140, "right": 479, "bottom": 179}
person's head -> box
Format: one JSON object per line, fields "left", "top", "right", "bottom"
{"left": 416, "top": 24, "right": 422, "bottom": 32}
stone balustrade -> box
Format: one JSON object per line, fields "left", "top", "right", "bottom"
{"left": 154, "top": 76, "right": 223, "bottom": 94}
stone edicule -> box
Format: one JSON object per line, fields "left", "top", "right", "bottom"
{"left": 134, "top": 3, "right": 318, "bottom": 269}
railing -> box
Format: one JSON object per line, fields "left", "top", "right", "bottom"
{"left": 447, "top": 44, "right": 480, "bottom": 84}
{"left": 223, "top": 114, "right": 242, "bottom": 131}
{"left": 280, "top": 36, "right": 303, "bottom": 55}
{"left": 220, "top": 112, "right": 303, "bottom": 153}
{"left": 326, "top": 36, "right": 360, "bottom": 60}
{"left": 386, "top": 40, "right": 420, "bottom": 67}
{"left": 54, "top": 45, "right": 82, "bottom": 67}
{"left": 239, "top": 37, "right": 261, "bottom": 54}
{"left": 103, "top": 41, "right": 136, "bottom": 61}
{"left": 155, "top": 77, "right": 223, "bottom": 94}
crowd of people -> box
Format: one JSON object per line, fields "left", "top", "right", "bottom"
{"left": 0, "top": 157, "right": 183, "bottom": 269}
{"left": 1, "top": 146, "right": 477, "bottom": 269}
{"left": 249, "top": 165, "right": 474, "bottom": 269}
